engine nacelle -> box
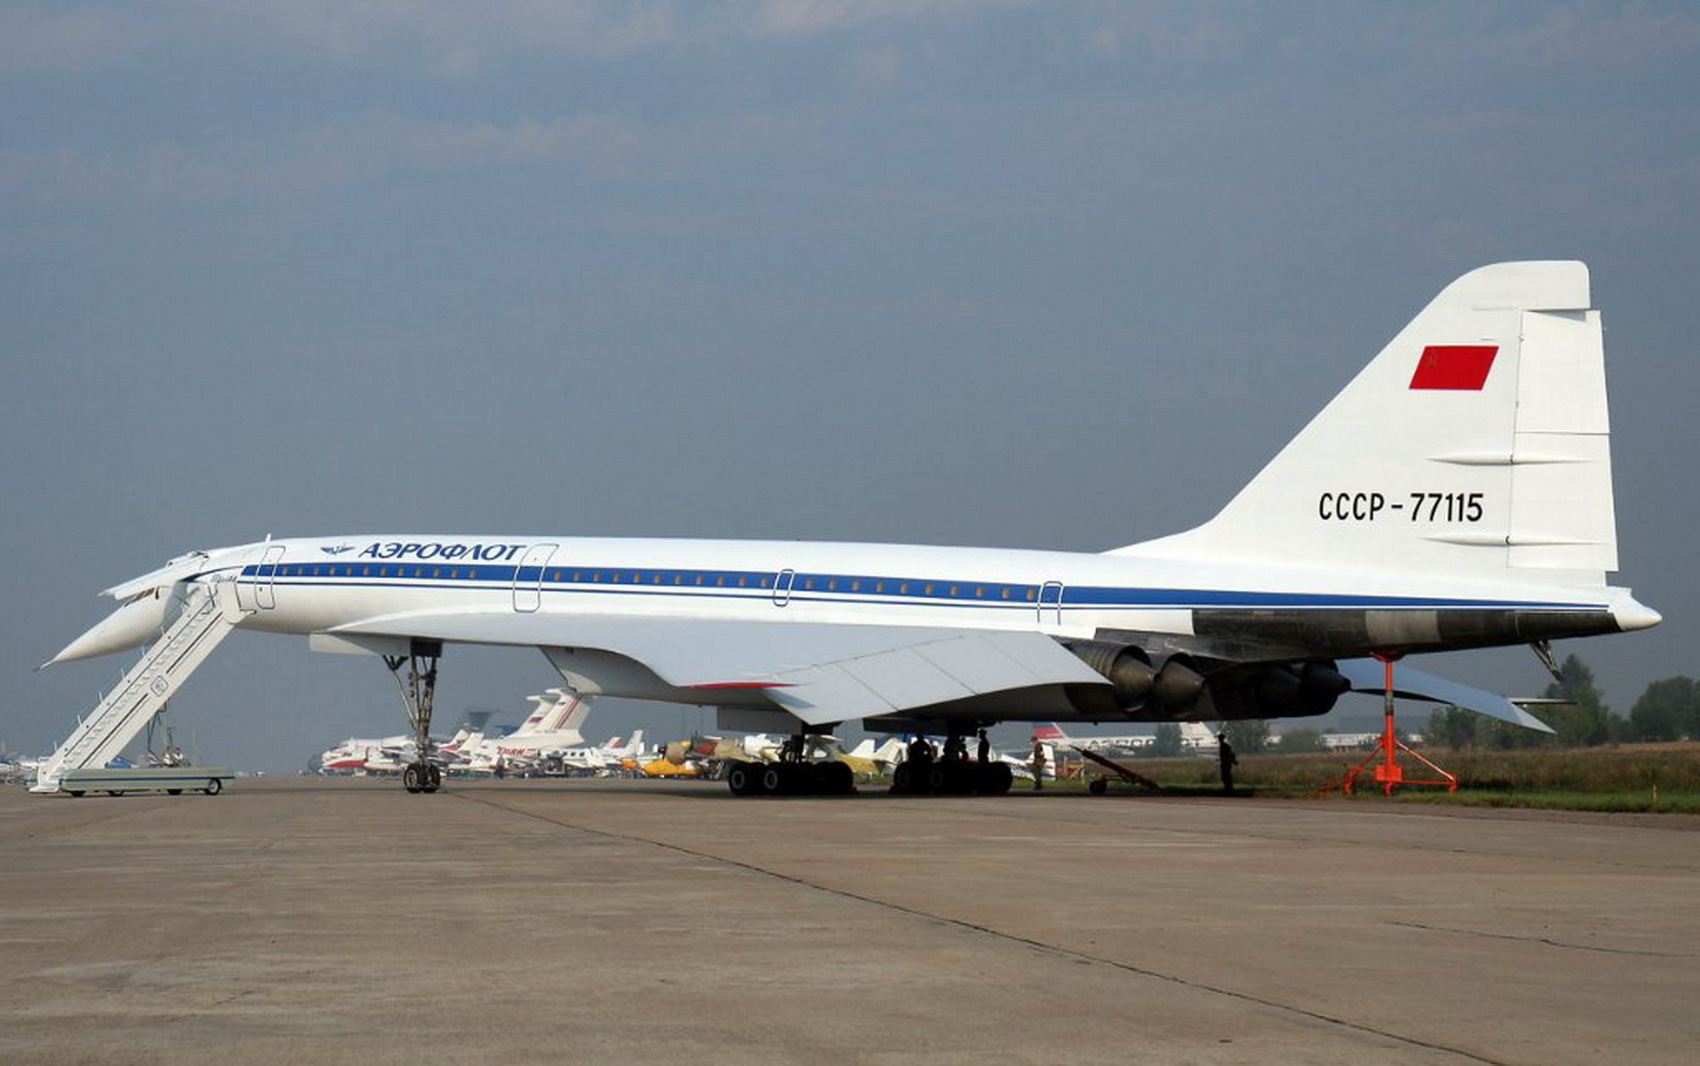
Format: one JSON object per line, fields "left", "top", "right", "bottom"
{"left": 1152, "top": 656, "right": 1204, "bottom": 712}
{"left": 1062, "top": 643, "right": 1350, "bottom": 721}
{"left": 1243, "top": 661, "right": 1350, "bottom": 717}
{"left": 1062, "top": 640, "right": 1155, "bottom": 710}
{"left": 1297, "top": 662, "right": 1350, "bottom": 714}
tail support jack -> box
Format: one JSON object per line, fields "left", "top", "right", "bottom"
{"left": 1322, "top": 653, "right": 1457, "bottom": 797}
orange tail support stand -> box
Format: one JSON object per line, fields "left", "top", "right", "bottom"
{"left": 1320, "top": 653, "right": 1457, "bottom": 797}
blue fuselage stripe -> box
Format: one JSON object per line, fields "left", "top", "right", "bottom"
{"left": 235, "top": 562, "right": 1597, "bottom": 613}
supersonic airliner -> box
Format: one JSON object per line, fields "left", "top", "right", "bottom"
{"left": 45, "top": 262, "right": 1658, "bottom": 795}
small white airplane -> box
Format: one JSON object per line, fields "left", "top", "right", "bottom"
{"left": 318, "top": 735, "right": 414, "bottom": 773}
{"left": 554, "top": 730, "right": 647, "bottom": 774}
{"left": 47, "top": 262, "right": 1658, "bottom": 797}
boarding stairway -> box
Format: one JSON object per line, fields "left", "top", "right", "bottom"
{"left": 31, "top": 583, "right": 237, "bottom": 793}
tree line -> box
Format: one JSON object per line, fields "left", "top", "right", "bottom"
{"left": 1427, "top": 655, "right": 1699, "bottom": 750}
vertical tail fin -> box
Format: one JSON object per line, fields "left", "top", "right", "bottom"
{"left": 1116, "top": 262, "right": 1616, "bottom": 585}
{"left": 514, "top": 694, "right": 552, "bottom": 736}
{"left": 1032, "top": 723, "right": 1068, "bottom": 744}
{"left": 557, "top": 694, "right": 592, "bottom": 734}
{"left": 534, "top": 688, "right": 591, "bottom": 734}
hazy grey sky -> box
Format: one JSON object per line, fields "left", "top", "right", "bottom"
{"left": 4, "top": 2, "right": 1696, "bottom": 771}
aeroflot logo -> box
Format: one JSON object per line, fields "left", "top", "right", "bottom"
{"left": 1409, "top": 345, "right": 1498, "bottom": 390}
{"left": 358, "top": 541, "right": 527, "bottom": 561}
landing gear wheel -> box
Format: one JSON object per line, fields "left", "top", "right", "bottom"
{"left": 404, "top": 762, "right": 439, "bottom": 794}
{"left": 804, "top": 762, "right": 831, "bottom": 794}
{"left": 929, "top": 762, "right": 975, "bottom": 795}
{"left": 976, "top": 762, "right": 1013, "bottom": 796}
{"left": 727, "top": 763, "right": 758, "bottom": 796}
{"left": 203, "top": 778, "right": 222, "bottom": 796}
{"left": 890, "top": 763, "right": 914, "bottom": 794}
{"left": 1089, "top": 777, "right": 1108, "bottom": 795}
{"left": 822, "top": 760, "right": 855, "bottom": 795}
{"left": 168, "top": 789, "right": 182, "bottom": 796}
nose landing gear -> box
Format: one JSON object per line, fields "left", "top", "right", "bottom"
{"left": 385, "top": 641, "right": 444, "bottom": 794}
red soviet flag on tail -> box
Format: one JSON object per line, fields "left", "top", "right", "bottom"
{"left": 1409, "top": 345, "right": 1498, "bottom": 390}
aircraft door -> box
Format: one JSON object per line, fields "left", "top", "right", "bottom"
{"left": 250, "top": 544, "right": 286, "bottom": 611}
{"left": 1037, "top": 581, "right": 1065, "bottom": 627}
{"left": 513, "top": 543, "right": 558, "bottom": 612}
{"left": 773, "top": 569, "right": 795, "bottom": 607}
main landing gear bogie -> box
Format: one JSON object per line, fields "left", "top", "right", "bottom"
{"left": 726, "top": 734, "right": 857, "bottom": 798}
{"left": 891, "top": 759, "right": 1012, "bottom": 796}
{"left": 727, "top": 759, "right": 855, "bottom": 797}
{"left": 890, "top": 728, "right": 1014, "bottom": 797}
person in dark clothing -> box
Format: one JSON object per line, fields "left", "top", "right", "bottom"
{"left": 907, "top": 736, "right": 933, "bottom": 769}
{"left": 1217, "top": 733, "right": 1238, "bottom": 795}
{"left": 977, "top": 730, "right": 991, "bottom": 764}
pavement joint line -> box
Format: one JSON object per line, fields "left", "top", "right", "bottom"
{"left": 455, "top": 790, "right": 1513, "bottom": 1066}
{"left": 1387, "top": 919, "right": 1693, "bottom": 958}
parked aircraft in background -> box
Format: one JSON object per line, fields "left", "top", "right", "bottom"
{"left": 318, "top": 735, "right": 415, "bottom": 774}
{"left": 840, "top": 738, "right": 908, "bottom": 777}
{"left": 462, "top": 689, "right": 594, "bottom": 774}
{"left": 554, "top": 731, "right": 647, "bottom": 774}
{"left": 43, "top": 263, "right": 1658, "bottom": 799}
{"left": 1032, "top": 723, "right": 1152, "bottom": 754}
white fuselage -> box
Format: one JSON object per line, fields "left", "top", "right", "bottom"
{"left": 220, "top": 534, "right": 1627, "bottom": 650}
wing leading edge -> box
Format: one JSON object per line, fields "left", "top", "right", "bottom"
{"left": 327, "top": 612, "right": 1106, "bottom": 725}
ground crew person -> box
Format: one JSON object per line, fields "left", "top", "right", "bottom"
{"left": 1032, "top": 740, "right": 1047, "bottom": 790}
{"left": 1217, "top": 733, "right": 1238, "bottom": 795}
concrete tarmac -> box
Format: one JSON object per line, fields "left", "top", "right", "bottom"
{"left": 1, "top": 777, "right": 1694, "bottom": 1065}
